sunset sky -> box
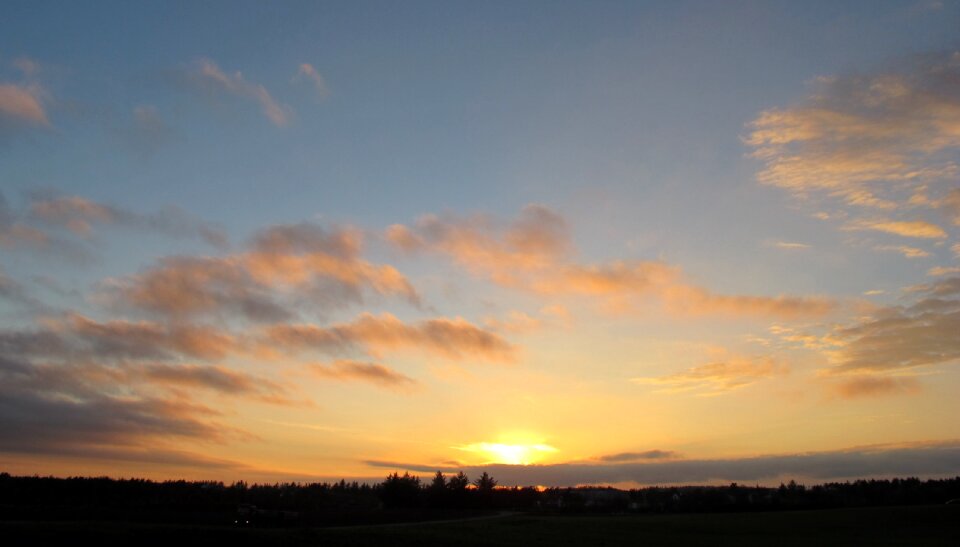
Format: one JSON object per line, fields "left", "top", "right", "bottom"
{"left": 2, "top": 0, "right": 960, "bottom": 487}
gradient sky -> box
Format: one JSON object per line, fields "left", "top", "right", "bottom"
{"left": 2, "top": 0, "right": 960, "bottom": 487}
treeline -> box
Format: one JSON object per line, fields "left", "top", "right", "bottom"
{"left": 1, "top": 471, "right": 958, "bottom": 526}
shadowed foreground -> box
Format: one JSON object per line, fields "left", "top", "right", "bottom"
{"left": 2, "top": 505, "right": 958, "bottom": 546}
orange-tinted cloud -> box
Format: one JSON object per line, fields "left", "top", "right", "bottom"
{"left": 845, "top": 219, "right": 947, "bottom": 239}
{"left": 389, "top": 206, "right": 835, "bottom": 319}
{"left": 633, "top": 356, "right": 787, "bottom": 394}
{"left": 746, "top": 54, "right": 960, "bottom": 208}
{"left": 386, "top": 204, "right": 571, "bottom": 284}
{"left": 108, "top": 222, "right": 420, "bottom": 322}
{"left": 264, "top": 312, "right": 514, "bottom": 362}
{"left": 873, "top": 245, "right": 931, "bottom": 258}
{"left": 746, "top": 52, "right": 960, "bottom": 263}
{"left": 0, "top": 82, "right": 47, "bottom": 126}
{"left": 829, "top": 375, "right": 921, "bottom": 399}
{"left": 310, "top": 360, "right": 417, "bottom": 389}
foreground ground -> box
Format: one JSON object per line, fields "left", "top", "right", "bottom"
{"left": 2, "top": 505, "right": 958, "bottom": 546}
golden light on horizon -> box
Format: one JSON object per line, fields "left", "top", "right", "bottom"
{"left": 457, "top": 441, "right": 559, "bottom": 465}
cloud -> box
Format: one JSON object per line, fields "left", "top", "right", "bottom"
{"left": 0, "top": 354, "right": 234, "bottom": 460}
{"left": 0, "top": 190, "right": 96, "bottom": 261}
{"left": 845, "top": 219, "right": 947, "bottom": 239}
{"left": 29, "top": 193, "right": 228, "bottom": 248}
{"left": 746, "top": 52, "right": 960, "bottom": 260}
{"left": 939, "top": 188, "right": 960, "bottom": 226}
{"left": 294, "top": 63, "right": 329, "bottom": 97}
{"left": 774, "top": 241, "right": 811, "bottom": 250}
{"left": 660, "top": 285, "right": 835, "bottom": 319}
{"left": 829, "top": 375, "right": 921, "bottom": 399}
{"left": 106, "top": 222, "right": 419, "bottom": 322}
{"left": 141, "top": 363, "right": 289, "bottom": 401}
{"left": 0, "top": 82, "right": 47, "bottom": 126}
{"left": 746, "top": 52, "right": 960, "bottom": 206}
{"left": 823, "top": 276, "right": 960, "bottom": 375}
{"left": 310, "top": 360, "right": 417, "bottom": 389}
{"left": 121, "top": 105, "right": 177, "bottom": 156}
{"left": 928, "top": 266, "right": 960, "bottom": 276}
{"left": 484, "top": 310, "right": 542, "bottom": 334}
{"left": 365, "top": 440, "right": 960, "bottom": 486}
{"left": 595, "top": 450, "right": 680, "bottom": 463}
{"left": 874, "top": 244, "right": 932, "bottom": 258}
{"left": 385, "top": 204, "right": 572, "bottom": 283}
{"left": 264, "top": 312, "right": 514, "bottom": 362}
{"left": 12, "top": 57, "right": 41, "bottom": 78}
{"left": 186, "top": 58, "right": 291, "bottom": 126}
{"left": 0, "top": 389, "right": 224, "bottom": 456}
{"left": 389, "top": 206, "right": 836, "bottom": 320}
{"left": 0, "top": 314, "right": 240, "bottom": 363}
{"left": 633, "top": 356, "right": 787, "bottom": 394}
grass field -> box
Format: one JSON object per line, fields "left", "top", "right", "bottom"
{"left": 2, "top": 505, "right": 958, "bottom": 546}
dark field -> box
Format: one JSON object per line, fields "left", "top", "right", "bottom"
{"left": 2, "top": 505, "right": 959, "bottom": 546}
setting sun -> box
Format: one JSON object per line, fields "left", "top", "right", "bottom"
{"left": 458, "top": 442, "right": 559, "bottom": 465}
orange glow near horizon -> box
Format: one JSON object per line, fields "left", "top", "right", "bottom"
{"left": 457, "top": 441, "right": 559, "bottom": 465}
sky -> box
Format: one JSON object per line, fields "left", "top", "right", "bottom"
{"left": 1, "top": 0, "right": 960, "bottom": 487}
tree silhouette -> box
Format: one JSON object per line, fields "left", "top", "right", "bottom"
{"left": 430, "top": 471, "right": 447, "bottom": 491}
{"left": 448, "top": 471, "right": 469, "bottom": 491}
{"left": 379, "top": 472, "right": 421, "bottom": 508}
{"left": 427, "top": 471, "right": 447, "bottom": 508}
{"left": 474, "top": 472, "right": 497, "bottom": 491}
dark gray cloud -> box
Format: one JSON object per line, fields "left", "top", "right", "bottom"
{"left": 0, "top": 314, "right": 239, "bottom": 363}
{"left": 365, "top": 441, "right": 960, "bottom": 486}
{"left": 142, "top": 363, "right": 291, "bottom": 402}
{"left": 595, "top": 450, "right": 680, "bottom": 463}
{"left": 0, "top": 387, "right": 224, "bottom": 455}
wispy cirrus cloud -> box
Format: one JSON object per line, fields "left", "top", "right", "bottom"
{"left": 632, "top": 355, "right": 787, "bottom": 395}
{"left": 845, "top": 218, "right": 947, "bottom": 239}
{"left": 773, "top": 241, "right": 811, "bottom": 250}
{"left": 30, "top": 193, "right": 228, "bottom": 247}
{"left": 185, "top": 58, "right": 291, "bottom": 126}
{"left": 294, "top": 63, "right": 329, "bottom": 98}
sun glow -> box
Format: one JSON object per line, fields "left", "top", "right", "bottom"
{"left": 457, "top": 441, "right": 558, "bottom": 465}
